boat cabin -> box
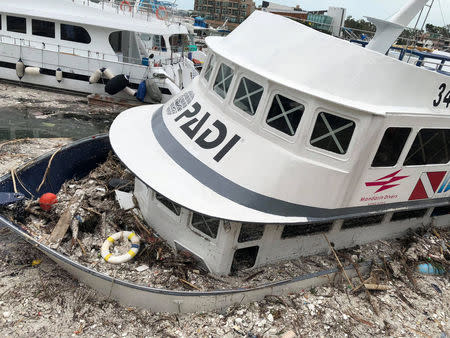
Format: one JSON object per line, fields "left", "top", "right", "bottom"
{"left": 110, "top": 8, "right": 450, "bottom": 274}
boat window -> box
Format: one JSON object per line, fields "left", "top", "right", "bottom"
{"left": 404, "top": 129, "right": 450, "bottom": 166}
{"left": 213, "top": 63, "right": 234, "bottom": 98}
{"left": 238, "top": 223, "right": 265, "bottom": 242}
{"left": 203, "top": 54, "right": 215, "bottom": 81}
{"left": 155, "top": 192, "right": 181, "bottom": 216}
{"left": 310, "top": 112, "right": 355, "bottom": 154}
{"left": 372, "top": 127, "right": 411, "bottom": 167}
{"left": 281, "top": 222, "right": 332, "bottom": 238}
{"left": 61, "top": 24, "right": 91, "bottom": 44}
{"left": 266, "top": 94, "right": 304, "bottom": 136}
{"left": 152, "top": 35, "right": 166, "bottom": 51}
{"left": 32, "top": 19, "right": 55, "bottom": 38}
{"left": 191, "top": 212, "right": 219, "bottom": 238}
{"left": 341, "top": 214, "right": 384, "bottom": 230}
{"left": 391, "top": 208, "right": 428, "bottom": 221}
{"left": 7, "top": 16, "right": 26, "bottom": 34}
{"left": 231, "top": 246, "right": 259, "bottom": 271}
{"left": 233, "top": 77, "right": 264, "bottom": 116}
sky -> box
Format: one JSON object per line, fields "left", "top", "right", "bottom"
{"left": 175, "top": 0, "right": 450, "bottom": 27}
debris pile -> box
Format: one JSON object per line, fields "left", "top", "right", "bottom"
{"left": 3, "top": 154, "right": 449, "bottom": 296}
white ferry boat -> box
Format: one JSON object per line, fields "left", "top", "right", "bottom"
{"left": 0, "top": 0, "right": 201, "bottom": 103}
{"left": 105, "top": 0, "right": 450, "bottom": 275}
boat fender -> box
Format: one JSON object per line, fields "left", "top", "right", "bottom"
{"left": 145, "top": 78, "right": 162, "bottom": 103}
{"left": 89, "top": 68, "right": 102, "bottom": 84}
{"left": 56, "top": 68, "right": 63, "bottom": 83}
{"left": 123, "top": 86, "right": 136, "bottom": 97}
{"left": 102, "top": 68, "right": 115, "bottom": 80}
{"left": 105, "top": 74, "right": 129, "bottom": 95}
{"left": 136, "top": 80, "right": 147, "bottom": 102}
{"left": 16, "top": 59, "right": 25, "bottom": 79}
{"left": 24, "top": 67, "right": 41, "bottom": 76}
{"left": 101, "top": 231, "right": 140, "bottom": 264}
{"left": 156, "top": 6, "right": 168, "bottom": 20}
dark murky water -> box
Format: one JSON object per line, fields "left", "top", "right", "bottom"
{"left": 0, "top": 107, "right": 112, "bottom": 141}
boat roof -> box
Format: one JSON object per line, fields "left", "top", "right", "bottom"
{"left": 206, "top": 11, "right": 450, "bottom": 116}
{"left": 3, "top": 0, "right": 188, "bottom": 36}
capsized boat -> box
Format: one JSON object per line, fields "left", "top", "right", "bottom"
{"left": 110, "top": 0, "right": 450, "bottom": 275}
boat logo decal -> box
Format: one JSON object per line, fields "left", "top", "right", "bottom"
{"left": 409, "top": 171, "right": 447, "bottom": 200}
{"left": 365, "top": 170, "right": 409, "bottom": 193}
{"left": 171, "top": 101, "right": 241, "bottom": 162}
{"left": 166, "top": 91, "right": 195, "bottom": 115}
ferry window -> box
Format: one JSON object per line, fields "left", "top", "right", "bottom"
{"left": 32, "top": 19, "right": 55, "bottom": 38}
{"left": 281, "top": 222, "right": 332, "bottom": 238}
{"left": 238, "top": 223, "right": 265, "bottom": 242}
{"left": 203, "top": 54, "right": 215, "bottom": 81}
{"left": 61, "top": 24, "right": 91, "bottom": 44}
{"left": 266, "top": 94, "right": 305, "bottom": 136}
{"left": 213, "top": 63, "right": 234, "bottom": 98}
{"left": 404, "top": 129, "right": 450, "bottom": 166}
{"left": 233, "top": 77, "right": 264, "bottom": 116}
{"left": 7, "top": 16, "right": 26, "bottom": 34}
{"left": 310, "top": 112, "right": 355, "bottom": 154}
{"left": 191, "top": 212, "right": 219, "bottom": 238}
{"left": 372, "top": 127, "right": 411, "bottom": 167}
{"left": 155, "top": 192, "right": 181, "bottom": 216}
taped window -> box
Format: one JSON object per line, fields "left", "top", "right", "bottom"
{"left": 310, "top": 112, "right": 355, "bottom": 154}
{"left": 213, "top": 63, "right": 234, "bottom": 98}
{"left": 266, "top": 94, "right": 304, "bottom": 136}
{"left": 404, "top": 129, "right": 450, "bottom": 166}
{"left": 203, "top": 54, "right": 215, "bottom": 81}
{"left": 233, "top": 77, "right": 264, "bottom": 116}
{"left": 372, "top": 127, "right": 411, "bottom": 167}
{"left": 7, "top": 16, "right": 26, "bottom": 34}
{"left": 155, "top": 192, "right": 181, "bottom": 216}
{"left": 191, "top": 212, "right": 220, "bottom": 238}
{"left": 32, "top": 19, "right": 55, "bottom": 38}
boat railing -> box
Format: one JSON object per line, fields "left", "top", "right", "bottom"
{"left": 0, "top": 33, "right": 187, "bottom": 72}
{"left": 69, "top": 0, "right": 183, "bottom": 25}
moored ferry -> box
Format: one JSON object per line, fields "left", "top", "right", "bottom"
{"left": 0, "top": 0, "right": 202, "bottom": 103}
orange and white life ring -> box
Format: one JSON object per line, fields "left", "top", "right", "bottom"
{"left": 120, "top": 0, "right": 132, "bottom": 12}
{"left": 156, "top": 6, "right": 168, "bottom": 20}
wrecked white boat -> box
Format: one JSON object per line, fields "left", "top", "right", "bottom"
{"left": 110, "top": 0, "right": 450, "bottom": 275}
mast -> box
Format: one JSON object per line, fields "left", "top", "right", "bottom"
{"left": 365, "top": 0, "right": 429, "bottom": 54}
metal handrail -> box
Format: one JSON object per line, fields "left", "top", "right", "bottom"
{"left": 0, "top": 33, "right": 186, "bottom": 69}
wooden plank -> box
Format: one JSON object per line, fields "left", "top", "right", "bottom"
{"left": 48, "top": 190, "right": 85, "bottom": 247}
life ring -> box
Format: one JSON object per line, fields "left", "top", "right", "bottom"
{"left": 120, "top": 0, "right": 132, "bottom": 12}
{"left": 156, "top": 6, "right": 168, "bottom": 20}
{"left": 101, "top": 231, "right": 140, "bottom": 264}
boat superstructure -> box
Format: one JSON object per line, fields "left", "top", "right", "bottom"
{"left": 110, "top": 0, "right": 450, "bottom": 274}
{"left": 0, "top": 0, "right": 200, "bottom": 102}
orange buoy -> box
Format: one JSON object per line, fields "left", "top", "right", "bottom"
{"left": 39, "top": 193, "right": 58, "bottom": 211}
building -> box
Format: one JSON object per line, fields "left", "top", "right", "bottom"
{"left": 193, "top": 0, "right": 256, "bottom": 30}
{"left": 260, "top": 1, "right": 307, "bottom": 20}
{"left": 260, "top": 1, "right": 307, "bottom": 21}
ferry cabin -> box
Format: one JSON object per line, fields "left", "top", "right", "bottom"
{"left": 111, "top": 11, "right": 450, "bottom": 274}
{"left": 0, "top": 0, "right": 198, "bottom": 101}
